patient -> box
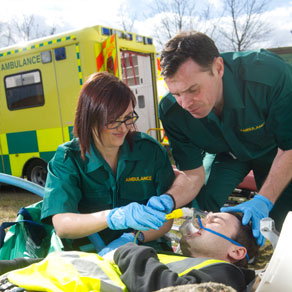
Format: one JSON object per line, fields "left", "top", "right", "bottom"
{"left": 114, "top": 212, "right": 258, "bottom": 292}
{"left": 0, "top": 212, "right": 258, "bottom": 292}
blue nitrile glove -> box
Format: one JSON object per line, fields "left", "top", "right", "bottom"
{"left": 98, "top": 233, "right": 136, "bottom": 257}
{"left": 221, "top": 194, "right": 274, "bottom": 246}
{"left": 147, "top": 194, "right": 175, "bottom": 213}
{"left": 107, "top": 202, "right": 166, "bottom": 231}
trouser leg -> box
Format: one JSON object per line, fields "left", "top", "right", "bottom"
{"left": 0, "top": 257, "right": 43, "bottom": 276}
{"left": 195, "top": 153, "right": 250, "bottom": 211}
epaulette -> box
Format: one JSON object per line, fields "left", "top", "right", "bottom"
{"left": 62, "top": 138, "right": 80, "bottom": 151}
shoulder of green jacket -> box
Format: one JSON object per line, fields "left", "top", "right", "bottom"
{"left": 132, "top": 131, "right": 165, "bottom": 151}
{"left": 58, "top": 138, "right": 80, "bottom": 152}
{"left": 221, "top": 49, "right": 289, "bottom": 86}
{"left": 159, "top": 92, "right": 177, "bottom": 116}
{"left": 55, "top": 138, "right": 82, "bottom": 163}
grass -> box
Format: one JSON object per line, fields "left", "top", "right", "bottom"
{"left": 0, "top": 185, "right": 42, "bottom": 223}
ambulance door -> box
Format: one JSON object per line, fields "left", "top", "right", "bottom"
{"left": 0, "top": 50, "right": 64, "bottom": 181}
{"left": 0, "top": 100, "right": 7, "bottom": 174}
{"left": 120, "top": 51, "right": 157, "bottom": 139}
{"left": 52, "top": 44, "right": 83, "bottom": 139}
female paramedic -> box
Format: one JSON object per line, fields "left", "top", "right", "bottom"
{"left": 41, "top": 72, "right": 175, "bottom": 253}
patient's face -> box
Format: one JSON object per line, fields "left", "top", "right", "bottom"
{"left": 180, "top": 212, "right": 240, "bottom": 259}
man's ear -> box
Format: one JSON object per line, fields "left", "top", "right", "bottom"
{"left": 227, "top": 245, "right": 247, "bottom": 262}
{"left": 213, "top": 57, "right": 224, "bottom": 77}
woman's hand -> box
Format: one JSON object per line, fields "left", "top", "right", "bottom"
{"left": 107, "top": 202, "right": 166, "bottom": 231}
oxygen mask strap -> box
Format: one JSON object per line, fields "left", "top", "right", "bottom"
{"left": 197, "top": 217, "right": 250, "bottom": 261}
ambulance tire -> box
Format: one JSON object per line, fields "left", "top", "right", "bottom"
{"left": 27, "top": 159, "right": 48, "bottom": 187}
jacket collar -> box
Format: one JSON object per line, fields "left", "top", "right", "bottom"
{"left": 84, "top": 136, "right": 142, "bottom": 173}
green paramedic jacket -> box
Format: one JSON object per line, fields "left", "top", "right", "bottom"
{"left": 6, "top": 244, "right": 254, "bottom": 292}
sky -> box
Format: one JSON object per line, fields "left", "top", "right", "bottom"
{"left": 1, "top": 0, "right": 292, "bottom": 50}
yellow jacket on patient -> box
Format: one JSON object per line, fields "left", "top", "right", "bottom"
{"left": 8, "top": 251, "right": 127, "bottom": 292}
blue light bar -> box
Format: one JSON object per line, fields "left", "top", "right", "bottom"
{"left": 124, "top": 33, "right": 133, "bottom": 40}
{"left": 146, "top": 38, "right": 153, "bottom": 45}
{"left": 101, "top": 27, "right": 111, "bottom": 36}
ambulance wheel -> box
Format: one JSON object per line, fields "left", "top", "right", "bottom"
{"left": 27, "top": 160, "right": 48, "bottom": 187}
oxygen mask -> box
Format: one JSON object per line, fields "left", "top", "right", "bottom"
{"left": 178, "top": 209, "right": 250, "bottom": 261}
{"left": 179, "top": 209, "right": 209, "bottom": 237}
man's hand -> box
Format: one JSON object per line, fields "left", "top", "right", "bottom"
{"left": 147, "top": 194, "right": 175, "bottom": 213}
{"left": 221, "top": 194, "right": 274, "bottom": 246}
{"left": 107, "top": 202, "right": 166, "bottom": 231}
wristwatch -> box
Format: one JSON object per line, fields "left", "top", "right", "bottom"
{"left": 135, "top": 231, "right": 145, "bottom": 244}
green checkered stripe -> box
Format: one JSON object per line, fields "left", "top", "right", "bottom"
{"left": 0, "top": 155, "right": 11, "bottom": 175}
{"left": 0, "top": 127, "right": 74, "bottom": 175}
{"left": 75, "top": 43, "right": 83, "bottom": 86}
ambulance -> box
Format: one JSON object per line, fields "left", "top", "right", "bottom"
{"left": 0, "top": 25, "right": 162, "bottom": 186}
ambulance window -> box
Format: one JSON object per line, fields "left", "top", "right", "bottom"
{"left": 55, "top": 47, "right": 66, "bottom": 61}
{"left": 121, "top": 52, "right": 140, "bottom": 86}
{"left": 4, "top": 70, "right": 44, "bottom": 110}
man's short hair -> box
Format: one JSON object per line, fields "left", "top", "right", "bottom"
{"left": 160, "top": 31, "right": 220, "bottom": 78}
{"left": 230, "top": 212, "right": 259, "bottom": 268}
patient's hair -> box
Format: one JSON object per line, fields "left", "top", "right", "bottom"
{"left": 230, "top": 212, "right": 259, "bottom": 268}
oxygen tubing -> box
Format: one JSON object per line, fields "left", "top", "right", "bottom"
{"left": 0, "top": 173, "right": 44, "bottom": 198}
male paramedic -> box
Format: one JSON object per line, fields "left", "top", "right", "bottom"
{"left": 156, "top": 30, "right": 292, "bottom": 246}
{"left": 0, "top": 212, "right": 258, "bottom": 292}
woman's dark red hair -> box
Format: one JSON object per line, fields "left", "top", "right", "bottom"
{"left": 73, "top": 72, "right": 136, "bottom": 159}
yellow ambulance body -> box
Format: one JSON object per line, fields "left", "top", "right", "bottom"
{"left": 0, "top": 25, "right": 160, "bottom": 186}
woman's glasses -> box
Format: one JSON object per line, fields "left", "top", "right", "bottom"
{"left": 106, "top": 111, "right": 139, "bottom": 129}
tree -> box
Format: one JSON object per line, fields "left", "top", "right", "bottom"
{"left": 150, "top": 0, "right": 216, "bottom": 51}
{"left": 219, "top": 0, "right": 272, "bottom": 51}
{"left": 0, "top": 14, "right": 57, "bottom": 48}
{"left": 13, "top": 14, "right": 57, "bottom": 42}
{"left": 0, "top": 21, "right": 6, "bottom": 46}
{"left": 117, "top": 4, "right": 137, "bottom": 32}
{"left": 5, "top": 26, "right": 16, "bottom": 46}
